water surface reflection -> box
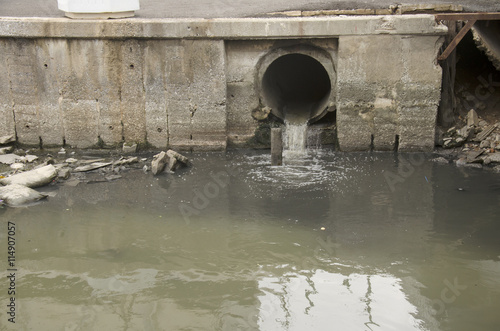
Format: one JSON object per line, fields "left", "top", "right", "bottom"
{"left": 0, "top": 151, "right": 499, "bottom": 330}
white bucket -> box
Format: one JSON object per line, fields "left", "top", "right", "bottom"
{"left": 58, "top": 0, "right": 140, "bottom": 19}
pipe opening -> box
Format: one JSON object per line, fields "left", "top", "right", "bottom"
{"left": 262, "top": 53, "right": 331, "bottom": 124}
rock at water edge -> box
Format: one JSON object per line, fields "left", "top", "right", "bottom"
{"left": 166, "top": 150, "right": 189, "bottom": 164}
{"left": 0, "top": 146, "right": 14, "bottom": 155}
{"left": 0, "top": 184, "right": 48, "bottom": 206}
{"left": 123, "top": 142, "right": 138, "bottom": 154}
{"left": 485, "top": 153, "right": 500, "bottom": 164}
{"left": 166, "top": 150, "right": 190, "bottom": 171}
{"left": 0, "top": 154, "right": 21, "bottom": 165}
{"left": 152, "top": 151, "right": 168, "bottom": 175}
{"left": 0, "top": 165, "right": 57, "bottom": 188}
{"left": 0, "top": 135, "right": 15, "bottom": 145}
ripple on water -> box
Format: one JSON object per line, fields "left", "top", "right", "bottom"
{"left": 230, "top": 150, "right": 372, "bottom": 195}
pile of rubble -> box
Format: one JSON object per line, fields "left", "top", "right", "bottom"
{"left": 0, "top": 139, "right": 190, "bottom": 207}
{"left": 439, "top": 109, "right": 500, "bottom": 168}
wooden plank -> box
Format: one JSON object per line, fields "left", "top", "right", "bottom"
{"left": 435, "top": 13, "right": 500, "bottom": 21}
{"left": 474, "top": 124, "right": 497, "bottom": 142}
{"left": 438, "top": 19, "right": 477, "bottom": 61}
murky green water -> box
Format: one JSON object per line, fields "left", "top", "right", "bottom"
{"left": 1, "top": 150, "right": 499, "bottom": 331}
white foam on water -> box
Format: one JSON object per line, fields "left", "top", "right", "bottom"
{"left": 241, "top": 150, "right": 369, "bottom": 195}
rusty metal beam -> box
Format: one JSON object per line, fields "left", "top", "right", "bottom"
{"left": 435, "top": 13, "right": 500, "bottom": 21}
{"left": 438, "top": 19, "right": 477, "bottom": 61}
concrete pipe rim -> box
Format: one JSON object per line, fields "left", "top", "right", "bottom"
{"left": 256, "top": 45, "right": 336, "bottom": 124}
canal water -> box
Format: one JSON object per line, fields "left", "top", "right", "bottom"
{"left": 0, "top": 150, "right": 499, "bottom": 331}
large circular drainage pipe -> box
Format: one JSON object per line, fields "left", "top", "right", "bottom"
{"left": 260, "top": 53, "right": 333, "bottom": 124}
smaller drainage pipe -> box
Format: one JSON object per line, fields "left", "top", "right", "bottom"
{"left": 271, "top": 127, "right": 283, "bottom": 166}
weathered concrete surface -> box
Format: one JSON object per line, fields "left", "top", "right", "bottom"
{"left": 226, "top": 39, "right": 338, "bottom": 146}
{"left": 0, "top": 15, "right": 447, "bottom": 151}
{"left": 165, "top": 40, "right": 227, "bottom": 150}
{"left": 0, "top": 16, "right": 448, "bottom": 39}
{"left": 337, "top": 34, "right": 444, "bottom": 151}
{"left": 1, "top": 0, "right": 499, "bottom": 18}
{"left": 0, "top": 36, "right": 227, "bottom": 150}
{"left": 0, "top": 45, "right": 16, "bottom": 141}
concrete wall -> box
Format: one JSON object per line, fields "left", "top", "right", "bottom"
{"left": 337, "top": 34, "right": 444, "bottom": 151}
{"left": 0, "top": 15, "right": 447, "bottom": 151}
{"left": 0, "top": 38, "right": 226, "bottom": 149}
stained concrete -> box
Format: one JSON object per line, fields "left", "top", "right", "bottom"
{"left": 226, "top": 39, "right": 338, "bottom": 147}
{"left": 337, "top": 34, "right": 444, "bottom": 151}
{"left": 1, "top": 0, "right": 499, "bottom": 18}
{"left": 0, "top": 15, "right": 447, "bottom": 151}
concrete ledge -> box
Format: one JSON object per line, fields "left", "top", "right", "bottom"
{"left": 0, "top": 15, "right": 447, "bottom": 39}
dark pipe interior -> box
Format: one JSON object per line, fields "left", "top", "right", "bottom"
{"left": 262, "top": 54, "right": 331, "bottom": 123}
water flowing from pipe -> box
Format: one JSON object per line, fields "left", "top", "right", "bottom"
{"left": 283, "top": 121, "right": 308, "bottom": 156}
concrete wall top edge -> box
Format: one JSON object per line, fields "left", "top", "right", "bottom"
{"left": 0, "top": 15, "right": 448, "bottom": 39}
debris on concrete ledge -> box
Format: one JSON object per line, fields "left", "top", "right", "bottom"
{"left": 10, "top": 163, "right": 25, "bottom": 171}
{"left": 151, "top": 151, "right": 168, "bottom": 175}
{"left": 0, "top": 135, "right": 15, "bottom": 145}
{"left": 113, "top": 157, "right": 139, "bottom": 166}
{"left": 166, "top": 150, "right": 189, "bottom": 171}
{"left": 74, "top": 162, "right": 113, "bottom": 172}
{"left": 0, "top": 154, "right": 21, "bottom": 165}
{"left": 439, "top": 110, "right": 500, "bottom": 168}
{"left": 152, "top": 150, "right": 190, "bottom": 175}
{"left": 123, "top": 142, "right": 138, "bottom": 154}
